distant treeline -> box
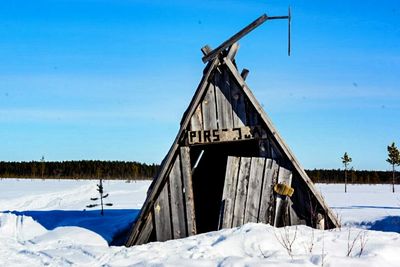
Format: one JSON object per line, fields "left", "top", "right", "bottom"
{"left": 0, "top": 160, "right": 159, "bottom": 180}
{"left": 306, "top": 169, "right": 395, "bottom": 184}
{"left": 0, "top": 161, "right": 396, "bottom": 183}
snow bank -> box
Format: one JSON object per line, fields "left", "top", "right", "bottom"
{"left": 1, "top": 214, "right": 400, "bottom": 266}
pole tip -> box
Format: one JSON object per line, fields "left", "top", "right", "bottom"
{"left": 288, "top": 6, "right": 291, "bottom": 56}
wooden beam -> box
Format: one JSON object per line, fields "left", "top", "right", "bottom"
{"left": 226, "top": 43, "right": 240, "bottom": 61}
{"left": 201, "top": 45, "right": 212, "bottom": 56}
{"left": 202, "top": 14, "right": 268, "bottom": 63}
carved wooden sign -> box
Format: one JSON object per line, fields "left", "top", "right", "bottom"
{"left": 187, "top": 126, "right": 267, "bottom": 145}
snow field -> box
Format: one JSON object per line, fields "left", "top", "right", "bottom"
{"left": 0, "top": 179, "right": 399, "bottom": 266}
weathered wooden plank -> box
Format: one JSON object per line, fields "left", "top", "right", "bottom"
{"left": 187, "top": 126, "right": 263, "bottom": 145}
{"left": 215, "top": 68, "right": 233, "bottom": 129}
{"left": 169, "top": 156, "right": 187, "bottom": 239}
{"left": 232, "top": 157, "right": 251, "bottom": 227}
{"left": 244, "top": 157, "right": 265, "bottom": 223}
{"left": 226, "top": 42, "right": 240, "bottom": 61}
{"left": 202, "top": 82, "right": 218, "bottom": 130}
{"left": 190, "top": 104, "right": 203, "bottom": 131}
{"left": 219, "top": 156, "right": 240, "bottom": 229}
{"left": 202, "top": 14, "right": 267, "bottom": 63}
{"left": 154, "top": 184, "right": 172, "bottom": 241}
{"left": 273, "top": 166, "right": 293, "bottom": 227}
{"left": 230, "top": 76, "right": 247, "bottom": 127}
{"left": 180, "top": 146, "right": 196, "bottom": 236}
{"left": 135, "top": 212, "right": 154, "bottom": 245}
{"left": 223, "top": 57, "right": 340, "bottom": 228}
{"left": 258, "top": 159, "right": 278, "bottom": 224}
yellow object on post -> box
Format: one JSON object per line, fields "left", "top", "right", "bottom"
{"left": 274, "top": 183, "right": 294, "bottom": 197}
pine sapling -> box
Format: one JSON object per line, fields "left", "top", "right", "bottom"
{"left": 86, "top": 179, "right": 113, "bottom": 215}
{"left": 387, "top": 142, "right": 400, "bottom": 193}
{"left": 341, "top": 152, "right": 352, "bottom": 193}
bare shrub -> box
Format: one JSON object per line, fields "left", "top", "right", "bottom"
{"left": 302, "top": 228, "right": 315, "bottom": 254}
{"left": 274, "top": 226, "right": 298, "bottom": 259}
{"left": 358, "top": 231, "right": 368, "bottom": 257}
{"left": 321, "top": 230, "right": 326, "bottom": 267}
{"left": 346, "top": 228, "right": 368, "bottom": 257}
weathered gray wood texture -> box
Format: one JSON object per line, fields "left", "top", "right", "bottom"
{"left": 188, "top": 66, "right": 262, "bottom": 137}
{"left": 152, "top": 150, "right": 199, "bottom": 241}
{"left": 180, "top": 147, "right": 197, "bottom": 236}
{"left": 187, "top": 126, "right": 266, "bottom": 145}
{"left": 220, "top": 156, "right": 293, "bottom": 228}
{"left": 154, "top": 184, "right": 172, "bottom": 241}
{"left": 169, "top": 156, "right": 186, "bottom": 239}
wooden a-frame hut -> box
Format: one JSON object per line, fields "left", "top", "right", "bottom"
{"left": 125, "top": 14, "right": 340, "bottom": 246}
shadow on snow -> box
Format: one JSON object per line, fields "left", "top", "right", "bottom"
{"left": 332, "top": 206, "right": 400, "bottom": 210}
{"left": 357, "top": 216, "right": 400, "bottom": 233}
{"left": 6, "top": 209, "right": 140, "bottom": 245}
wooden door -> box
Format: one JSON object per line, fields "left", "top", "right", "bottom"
{"left": 219, "top": 156, "right": 293, "bottom": 229}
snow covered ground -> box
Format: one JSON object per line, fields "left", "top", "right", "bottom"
{"left": 0, "top": 179, "right": 399, "bottom": 266}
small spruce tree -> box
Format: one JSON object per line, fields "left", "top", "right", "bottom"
{"left": 341, "top": 152, "right": 352, "bottom": 193}
{"left": 386, "top": 142, "right": 400, "bottom": 193}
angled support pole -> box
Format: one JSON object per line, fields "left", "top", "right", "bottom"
{"left": 202, "top": 14, "right": 267, "bottom": 63}
{"left": 202, "top": 12, "right": 290, "bottom": 63}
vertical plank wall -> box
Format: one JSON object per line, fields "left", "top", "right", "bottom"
{"left": 220, "top": 156, "right": 296, "bottom": 229}
{"left": 153, "top": 147, "right": 196, "bottom": 242}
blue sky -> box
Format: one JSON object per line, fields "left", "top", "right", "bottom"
{"left": 0, "top": 0, "right": 399, "bottom": 170}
